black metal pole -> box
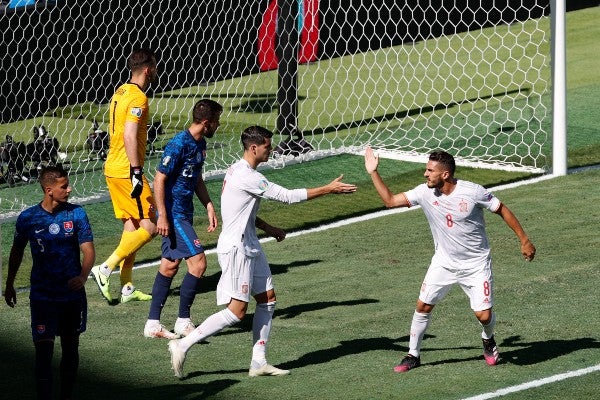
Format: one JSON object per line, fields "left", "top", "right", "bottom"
{"left": 276, "top": 0, "right": 299, "bottom": 139}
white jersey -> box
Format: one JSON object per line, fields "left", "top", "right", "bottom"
{"left": 404, "top": 180, "right": 501, "bottom": 268}
{"left": 217, "top": 159, "right": 307, "bottom": 256}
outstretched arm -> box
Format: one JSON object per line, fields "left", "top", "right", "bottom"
{"left": 306, "top": 174, "right": 357, "bottom": 200}
{"left": 495, "top": 203, "right": 536, "bottom": 261}
{"left": 364, "top": 146, "right": 410, "bottom": 208}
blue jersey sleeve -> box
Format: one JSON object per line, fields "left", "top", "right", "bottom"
{"left": 157, "top": 131, "right": 185, "bottom": 177}
{"left": 75, "top": 206, "right": 94, "bottom": 244}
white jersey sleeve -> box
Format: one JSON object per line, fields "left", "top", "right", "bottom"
{"left": 217, "top": 159, "right": 307, "bottom": 256}
{"left": 405, "top": 180, "right": 501, "bottom": 268}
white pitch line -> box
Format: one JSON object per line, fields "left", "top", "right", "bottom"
{"left": 460, "top": 364, "right": 600, "bottom": 400}
{"left": 130, "top": 173, "right": 558, "bottom": 272}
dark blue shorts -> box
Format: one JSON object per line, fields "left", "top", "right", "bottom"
{"left": 30, "top": 297, "right": 87, "bottom": 342}
{"left": 161, "top": 218, "right": 205, "bottom": 261}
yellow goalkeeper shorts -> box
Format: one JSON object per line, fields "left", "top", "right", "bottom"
{"left": 105, "top": 176, "right": 156, "bottom": 220}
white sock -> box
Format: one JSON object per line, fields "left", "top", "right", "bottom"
{"left": 121, "top": 284, "right": 135, "bottom": 296}
{"left": 99, "top": 263, "right": 112, "bottom": 277}
{"left": 251, "top": 302, "right": 276, "bottom": 368}
{"left": 480, "top": 312, "right": 496, "bottom": 340}
{"left": 408, "top": 311, "right": 431, "bottom": 358}
{"left": 179, "top": 308, "right": 240, "bottom": 353}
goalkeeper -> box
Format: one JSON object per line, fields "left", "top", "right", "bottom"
{"left": 91, "top": 48, "right": 159, "bottom": 304}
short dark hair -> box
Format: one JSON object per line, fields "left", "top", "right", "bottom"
{"left": 241, "top": 126, "right": 273, "bottom": 150}
{"left": 128, "top": 48, "right": 156, "bottom": 72}
{"left": 429, "top": 151, "right": 456, "bottom": 175}
{"left": 192, "top": 99, "right": 223, "bottom": 123}
{"left": 39, "top": 165, "right": 68, "bottom": 190}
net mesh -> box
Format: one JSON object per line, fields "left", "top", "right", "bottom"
{"left": 0, "top": 0, "right": 551, "bottom": 217}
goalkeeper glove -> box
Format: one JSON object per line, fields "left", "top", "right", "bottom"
{"left": 130, "top": 166, "right": 144, "bottom": 198}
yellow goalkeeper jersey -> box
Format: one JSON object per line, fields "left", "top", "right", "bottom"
{"left": 104, "top": 83, "right": 149, "bottom": 178}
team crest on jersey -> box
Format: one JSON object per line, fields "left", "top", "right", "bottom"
{"left": 130, "top": 107, "right": 143, "bottom": 117}
{"left": 63, "top": 221, "right": 74, "bottom": 232}
{"left": 258, "top": 179, "right": 269, "bottom": 191}
{"left": 242, "top": 283, "right": 249, "bottom": 294}
{"left": 194, "top": 239, "right": 202, "bottom": 248}
{"left": 459, "top": 199, "right": 468, "bottom": 213}
{"left": 49, "top": 223, "right": 60, "bottom": 235}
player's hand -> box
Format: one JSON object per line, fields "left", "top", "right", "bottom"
{"left": 263, "top": 224, "right": 286, "bottom": 242}
{"left": 4, "top": 285, "right": 16, "bottom": 308}
{"left": 364, "top": 146, "right": 379, "bottom": 174}
{"left": 271, "top": 227, "right": 286, "bottom": 242}
{"left": 521, "top": 239, "right": 536, "bottom": 261}
{"left": 328, "top": 175, "right": 357, "bottom": 194}
{"left": 206, "top": 203, "right": 218, "bottom": 232}
{"left": 67, "top": 275, "right": 87, "bottom": 291}
{"left": 156, "top": 214, "right": 170, "bottom": 237}
{"left": 130, "top": 166, "right": 144, "bottom": 198}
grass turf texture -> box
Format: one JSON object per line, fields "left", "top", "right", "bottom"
{"left": 0, "top": 7, "right": 599, "bottom": 398}
{"left": 0, "top": 167, "right": 598, "bottom": 399}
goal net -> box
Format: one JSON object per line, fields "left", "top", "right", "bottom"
{"left": 0, "top": 0, "right": 552, "bottom": 217}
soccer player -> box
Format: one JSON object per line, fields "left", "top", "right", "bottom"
{"left": 91, "top": 48, "right": 158, "bottom": 304}
{"left": 364, "top": 146, "right": 536, "bottom": 372}
{"left": 143, "top": 99, "right": 222, "bottom": 339}
{"left": 4, "top": 165, "right": 95, "bottom": 400}
{"left": 167, "top": 125, "right": 357, "bottom": 378}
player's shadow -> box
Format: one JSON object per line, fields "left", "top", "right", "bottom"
{"left": 423, "top": 335, "right": 600, "bottom": 367}
{"left": 499, "top": 335, "right": 600, "bottom": 366}
{"left": 277, "top": 334, "right": 435, "bottom": 370}
{"left": 216, "top": 298, "right": 381, "bottom": 336}
{"left": 78, "top": 375, "right": 239, "bottom": 399}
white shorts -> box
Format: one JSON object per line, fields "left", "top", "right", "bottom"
{"left": 418, "top": 258, "right": 494, "bottom": 311}
{"left": 216, "top": 246, "right": 274, "bottom": 305}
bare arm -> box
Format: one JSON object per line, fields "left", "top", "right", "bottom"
{"left": 123, "top": 121, "right": 141, "bottom": 167}
{"left": 68, "top": 241, "right": 96, "bottom": 292}
{"left": 306, "top": 174, "right": 357, "bottom": 200}
{"left": 153, "top": 170, "right": 170, "bottom": 237}
{"left": 495, "top": 203, "right": 536, "bottom": 261}
{"left": 195, "top": 176, "right": 217, "bottom": 232}
{"left": 4, "top": 242, "right": 25, "bottom": 307}
{"left": 256, "top": 217, "right": 286, "bottom": 242}
{"left": 364, "top": 146, "right": 410, "bottom": 208}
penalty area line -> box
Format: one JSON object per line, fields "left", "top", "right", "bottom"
{"left": 460, "top": 364, "right": 600, "bottom": 400}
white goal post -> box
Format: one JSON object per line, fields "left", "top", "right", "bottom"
{"left": 0, "top": 0, "right": 564, "bottom": 219}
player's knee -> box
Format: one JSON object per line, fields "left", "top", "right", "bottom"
{"left": 475, "top": 309, "right": 493, "bottom": 324}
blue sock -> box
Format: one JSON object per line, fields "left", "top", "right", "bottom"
{"left": 148, "top": 272, "right": 173, "bottom": 320}
{"left": 178, "top": 272, "right": 200, "bottom": 319}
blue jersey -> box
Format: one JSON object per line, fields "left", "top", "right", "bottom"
{"left": 13, "top": 202, "right": 93, "bottom": 302}
{"left": 157, "top": 129, "right": 207, "bottom": 220}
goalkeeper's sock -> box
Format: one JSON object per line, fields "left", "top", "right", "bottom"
{"left": 105, "top": 228, "right": 152, "bottom": 269}
{"left": 119, "top": 253, "right": 136, "bottom": 287}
